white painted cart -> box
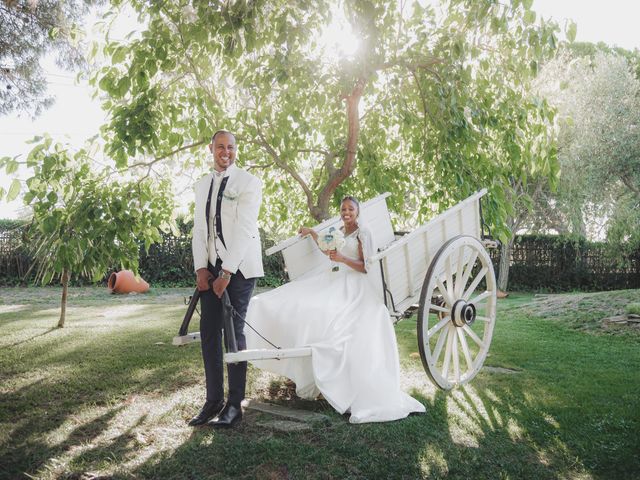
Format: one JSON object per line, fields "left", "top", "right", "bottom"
{"left": 175, "top": 190, "right": 498, "bottom": 390}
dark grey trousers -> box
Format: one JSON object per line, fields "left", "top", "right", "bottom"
{"left": 199, "top": 260, "right": 255, "bottom": 407}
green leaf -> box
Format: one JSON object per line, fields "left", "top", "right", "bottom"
{"left": 7, "top": 179, "right": 21, "bottom": 201}
{"left": 112, "top": 46, "right": 127, "bottom": 64}
{"left": 566, "top": 21, "right": 577, "bottom": 42}
{"left": 523, "top": 10, "right": 536, "bottom": 25}
{"left": 5, "top": 160, "right": 19, "bottom": 174}
{"left": 116, "top": 76, "right": 131, "bottom": 98}
{"left": 26, "top": 135, "right": 43, "bottom": 144}
{"left": 522, "top": 0, "right": 533, "bottom": 9}
{"left": 98, "top": 75, "right": 114, "bottom": 93}
{"left": 42, "top": 217, "right": 53, "bottom": 234}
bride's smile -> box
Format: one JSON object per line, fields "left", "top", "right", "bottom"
{"left": 340, "top": 198, "right": 359, "bottom": 231}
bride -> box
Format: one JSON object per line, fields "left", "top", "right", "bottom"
{"left": 245, "top": 196, "right": 425, "bottom": 423}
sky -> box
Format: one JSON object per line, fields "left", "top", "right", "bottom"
{"left": 1, "top": 0, "right": 640, "bottom": 219}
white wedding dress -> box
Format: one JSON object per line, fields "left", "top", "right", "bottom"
{"left": 245, "top": 227, "right": 425, "bottom": 423}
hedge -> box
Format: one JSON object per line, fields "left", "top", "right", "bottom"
{"left": 1, "top": 222, "right": 638, "bottom": 292}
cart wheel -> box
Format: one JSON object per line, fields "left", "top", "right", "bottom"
{"left": 417, "top": 235, "right": 497, "bottom": 390}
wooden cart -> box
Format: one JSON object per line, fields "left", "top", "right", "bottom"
{"left": 176, "top": 190, "right": 497, "bottom": 390}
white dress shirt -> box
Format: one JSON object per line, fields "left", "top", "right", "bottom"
{"left": 208, "top": 168, "right": 228, "bottom": 264}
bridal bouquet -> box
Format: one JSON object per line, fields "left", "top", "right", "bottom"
{"left": 318, "top": 227, "right": 345, "bottom": 272}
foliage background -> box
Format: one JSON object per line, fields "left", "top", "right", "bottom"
{"left": 2, "top": 220, "right": 638, "bottom": 292}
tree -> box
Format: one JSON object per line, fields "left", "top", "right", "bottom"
{"left": 0, "top": 136, "right": 176, "bottom": 327}
{"left": 92, "top": 0, "right": 563, "bottom": 239}
{"left": 0, "top": 0, "right": 100, "bottom": 117}
{"left": 534, "top": 51, "right": 640, "bottom": 256}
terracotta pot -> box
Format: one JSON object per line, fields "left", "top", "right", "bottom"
{"left": 108, "top": 270, "right": 150, "bottom": 294}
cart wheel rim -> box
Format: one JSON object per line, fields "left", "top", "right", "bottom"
{"left": 417, "top": 235, "right": 497, "bottom": 390}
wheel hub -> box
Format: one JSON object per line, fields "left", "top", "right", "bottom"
{"left": 451, "top": 299, "right": 476, "bottom": 327}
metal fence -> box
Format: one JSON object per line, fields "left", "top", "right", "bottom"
{"left": 1, "top": 226, "right": 638, "bottom": 291}
{"left": 489, "top": 235, "right": 640, "bottom": 292}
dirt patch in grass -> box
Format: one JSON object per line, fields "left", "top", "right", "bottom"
{"left": 521, "top": 289, "right": 640, "bottom": 335}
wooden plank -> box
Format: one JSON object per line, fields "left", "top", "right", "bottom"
{"left": 224, "top": 347, "right": 313, "bottom": 363}
{"left": 403, "top": 243, "right": 414, "bottom": 297}
{"left": 173, "top": 332, "right": 201, "bottom": 345}
{"left": 282, "top": 238, "right": 329, "bottom": 281}
{"left": 474, "top": 198, "right": 481, "bottom": 239}
{"left": 368, "top": 189, "right": 487, "bottom": 264}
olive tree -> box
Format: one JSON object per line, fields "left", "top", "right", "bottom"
{"left": 534, "top": 51, "right": 640, "bottom": 257}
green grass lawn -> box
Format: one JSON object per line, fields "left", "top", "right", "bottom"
{"left": 1, "top": 287, "right": 639, "bottom": 479}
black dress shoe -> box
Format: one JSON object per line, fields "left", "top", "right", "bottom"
{"left": 188, "top": 400, "right": 225, "bottom": 426}
{"left": 209, "top": 403, "right": 242, "bottom": 428}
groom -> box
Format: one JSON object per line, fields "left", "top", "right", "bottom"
{"left": 189, "top": 130, "right": 264, "bottom": 428}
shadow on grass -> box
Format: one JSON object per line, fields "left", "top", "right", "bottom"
{"left": 0, "top": 306, "right": 201, "bottom": 478}
{"left": 1, "top": 292, "right": 638, "bottom": 479}
{"left": 117, "top": 384, "right": 555, "bottom": 479}
{"left": 6, "top": 326, "right": 58, "bottom": 348}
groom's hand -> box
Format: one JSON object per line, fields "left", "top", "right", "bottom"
{"left": 212, "top": 277, "right": 230, "bottom": 298}
{"left": 196, "top": 268, "right": 214, "bottom": 292}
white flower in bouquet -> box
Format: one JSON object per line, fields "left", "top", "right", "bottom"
{"left": 318, "top": 227, "right": 345, "bottom": 251}
{"left": 318, "top": 227, "right": 345, "bottom": 271}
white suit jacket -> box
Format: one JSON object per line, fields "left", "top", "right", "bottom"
{"left": 192, "top": 163, "right": 264, "bottom": 278}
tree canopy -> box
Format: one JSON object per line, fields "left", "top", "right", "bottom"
{"left": 92, "top": 0, "right": 565, "bottom": 239}
{"left": 0, "top": 0, "right": 100, "bottom": 117}
{"left": 534, "top": 50, "right": 640, "bottom": 255}
{"left": 0, "top": 136, "right": 176, "bottom": 326}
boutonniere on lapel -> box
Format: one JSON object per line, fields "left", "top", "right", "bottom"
{"left": 223, "top": 187, "right": 239, "bottom": 201}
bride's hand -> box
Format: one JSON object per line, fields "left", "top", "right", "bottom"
{"left": 298, "top": 227, "right": 313, "bottom": 237}
{"left": 328, "top": 250, "right": 344, "bottom": 263}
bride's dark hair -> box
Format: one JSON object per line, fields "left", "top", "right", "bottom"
{"left": 341, "top": 195, "right": 360, "bottom": 217}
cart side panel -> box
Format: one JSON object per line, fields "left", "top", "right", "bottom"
{"left": 362, "top": 200, "right": 396, "bottom": 252}
{"left": 380, "top": 197, "right": 483, "bottom": 314}
{"left": 281, "top": 238, "right": 331, "bottom": 281}
{"left": 380, "top": 249, "right": 409, "bottom": 308}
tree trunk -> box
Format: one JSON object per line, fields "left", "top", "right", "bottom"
{"left": 497, "top": 239, "right": 513, "bottom": 293}
{"left": 311, "top": 78, "right": 366, "bottom": 222}
{"left": 57, "top": 268, "right": 70, "bottom": 328}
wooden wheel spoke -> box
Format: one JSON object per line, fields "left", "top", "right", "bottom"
{"left": 462, "top": 324, "right": 484, "bottom": 348}
{"left": 454, "top": 245, "right": 466, "bottom": 297}
{"left": 463, "top": 266, "right": 488, "bottom": 301}
{"left": 452, "top": 327, "right": 460, "bottom": 383}
{"left": 468, "top": 290, "right": 492, "bottom": 306}
{"left": 432, "top": 324, "right": 449, "bottom": 365}
{"left": 457, "top": 328, "right": 474, "bottom": 372}
{"left": 457, "top": 250, "right": 478, "bottom": 299}
{"left": 445, "top": 256, "right": 454, "bottom": 301}
{"left": 427, "top": 315, "right": 451, "bottom": 337}
{"left": 436, "top": 278, "right": 453, "bottom": 306}
{"left": 429, "top": 303, "right": 450, "bottom": 314}
{"left": 475, "top": 315, "right": 492, "bottom": 323}
{"left": 442, "top": 325, "right": 454, "bottom": 379}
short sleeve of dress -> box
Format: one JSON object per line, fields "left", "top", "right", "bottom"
{"left": 357, "top": 227, "right": 375, "bottom": 272}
